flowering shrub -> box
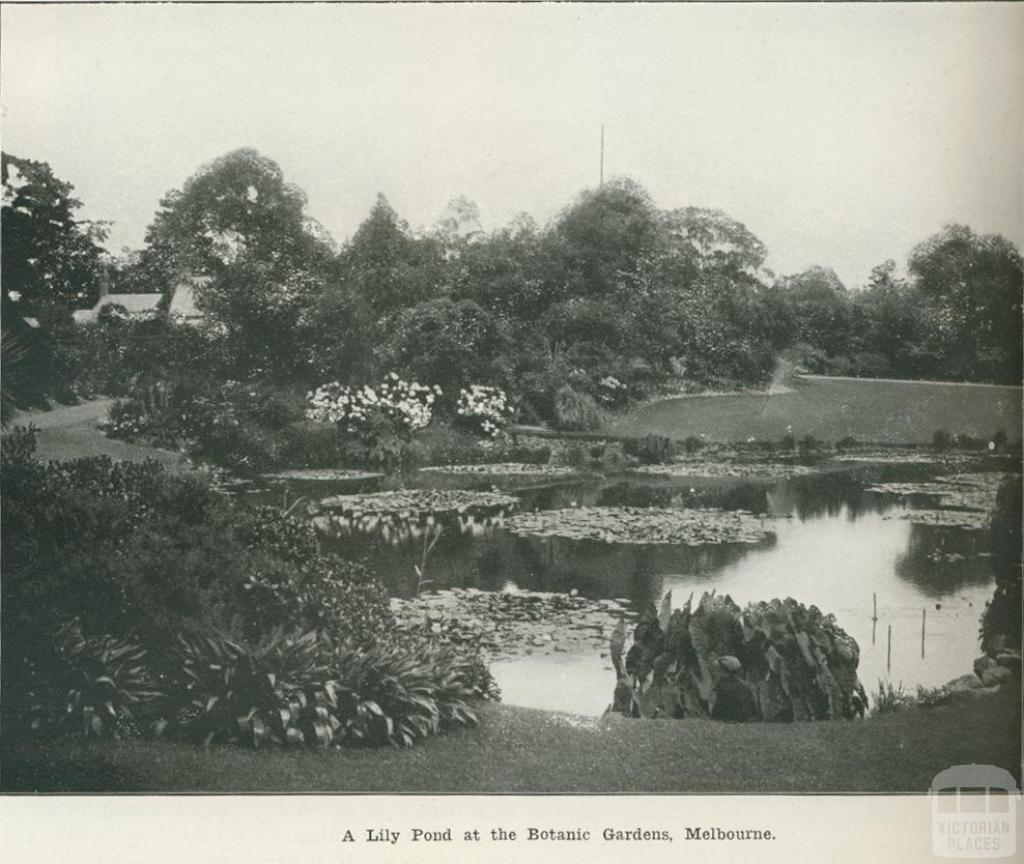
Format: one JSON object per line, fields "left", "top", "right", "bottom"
{"left": 455, "top": 385, "right": 514, "bottom": 438}
{"left": 307, "top": 374, "right": 441, "bottom": 440}
{"left": 596, "top": 375, "right": 628, "bottom": 407}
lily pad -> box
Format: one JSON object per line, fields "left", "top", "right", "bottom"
{"left": 834, "top": 452, "right": 974, "bottom": 465}
{"left": 633, "top": 461, "right": 815, "bottom": 479}
{"left": 505, "top": 506, "right": 773, "bottom": 546}
{"left": 418, "top": 463, "right": 580, "bottom": 477}
{"left": 391, "top": 587, "right": 623, "bottom": 660}
{"left": 320, "top": 488, "right": 518, "bottom": 518}
{"left": 867, "top": 472, "right": 1007, "bottom": 514}
{"left": 884, "top": 509, "right": 991, "bottom": 530}
{"left": 261, "top": 469, "right": 384, "bottom": 482}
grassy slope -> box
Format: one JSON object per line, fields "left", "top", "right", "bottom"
{"left": 611, "top": 376, "right": 1023, "bottom": 445}
{"left": 11, "top": 399, "right": 190, "bottom": 468}
{"left": 3, "top": 683, "right": 1019, "bottom": 794}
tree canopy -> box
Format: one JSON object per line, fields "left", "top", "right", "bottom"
{"left": 1, "top": 152, "right": 109, "bottom": 315}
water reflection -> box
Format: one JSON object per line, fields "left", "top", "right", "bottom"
{"left": 322, "top": 469, "right": 999, "bottom": 712}
{"left": 895, "top": 523, "right": 995, "bottom": 598}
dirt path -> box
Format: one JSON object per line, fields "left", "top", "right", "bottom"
{"left": 12, "top": 399, "right": 191, "bottom": 469}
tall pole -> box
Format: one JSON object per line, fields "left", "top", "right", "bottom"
{"left": 600, "top": 124, "right": 605, "bottom": 188}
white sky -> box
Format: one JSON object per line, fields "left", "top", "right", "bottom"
{"left": 1, "top": 2, "right": 1022, "bottom": 288}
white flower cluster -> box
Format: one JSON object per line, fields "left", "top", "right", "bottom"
{"left": 307, "top": 373, "right": 441, "bottom": 435}
{"left": 596, "top": 375, "right": 628, "bottom": 403}
{"left": 456, "top": 385, "right": 513, "bottom": 438}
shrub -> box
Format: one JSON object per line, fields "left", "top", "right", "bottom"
{"left": 307, "top": 374, "right": 440, "bottom": 438}
{"left": 682, "top": 435, "right": 705, "bottom": 454}
{"left": 0, "top": 446, "right": 391, "bottom": 649}
{"left": 612, "top": 593, "right": 867, "bottom": 722}
{"left": 953, "top": 432, "right": 986, "bottom": 451}
{"left": 835, "top": 435, "right": 859, "bottom": 451}
{"left": 623, "top": 434, "right": 672, "bottom": 465}
{"left": 870, "top": 680, "right": 915, "bottom": 716}
{"left": 932, "top": 429, "right": 953, "bottom": 452}
{"left": 454, "top": 385, "right": 515, "bottom": 438}
{"left": 21, "top": 621, "right": 159, "bottom": 740}
{"left": 552, "top": 385, "right": 605, "bottom": 432}
{"left": 162, "top": 630, "right": 488, "bottom": 749}
{"left": 779, "top": 433, "right": 796, "bottom": 451}
{"left": 595, "top": 375, "right": 629, "bottom": 408}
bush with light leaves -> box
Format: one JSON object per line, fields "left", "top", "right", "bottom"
{"left": 306, "top": 373, "right": 441, "bottom": 440}
{"left": 455, "top": 385, "right": 515, "bottom": 438}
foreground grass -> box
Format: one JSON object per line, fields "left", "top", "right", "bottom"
{"left": 612, "top": 376, "right": 1023, "bottom": 445}
{"left": 3, "top": 682, "right": 1019, "bottom": 794}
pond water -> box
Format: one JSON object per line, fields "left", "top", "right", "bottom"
{"left": 302, "top": 464, "right": 1002, "bottom": 717}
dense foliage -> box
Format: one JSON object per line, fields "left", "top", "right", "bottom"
{"left": 4, "top": 147, "right": 1021, "bottom": 441}
{"left": 0, "top": 429, "right": 495, "bottom": 747}
{"left": 610, "top": 592, "right": 867, "bottom": 722}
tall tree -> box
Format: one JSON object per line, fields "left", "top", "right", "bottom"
{"left": 139, "top": 148, "right": 334, "bottom": 297}
{"left": 1, "top": 152, "right": 109, "bottom": 314}
{"left": 341, "top": 193, "right": 445, "bottom": 317}
{"left": 908, "top": 224, "right": 1023, "bottom": 383}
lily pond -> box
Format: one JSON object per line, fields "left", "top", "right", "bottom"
{"left": 259, "top": 457, "right": 1014, "bottom": 717}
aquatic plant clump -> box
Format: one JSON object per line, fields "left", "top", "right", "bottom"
{"left": 418, "top": 463, "right": 581, "bottom": 477}
{"left": 316, "top": 489, "right": 519, "bottom": 542}
{"left": 610, "top": 592, "right": 867, "bottom": 723}
{"left": 632, "top": 461, "right": 816, "bottom": 479}
{"left": 261, "top": 469, "right": 385, "bottom": 482}
{"left": 505, "top": 506, "right": 773, "bottom": 546}
{"left": 869, "top": 471, "right": 1010, "bottom": 529}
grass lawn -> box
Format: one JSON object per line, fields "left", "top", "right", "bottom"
{"left": 611, "top": 376, "right": 1023, "bottom": 445}
{"left": 3, "top": 682, "right": 1019, "bottom": 794}
{"left": 11, "top": 399, "right": 190, "bottom": 468}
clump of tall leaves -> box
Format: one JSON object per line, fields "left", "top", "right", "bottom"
{"left": 160, "top": 630, "right": 489, "bottom": 748}
{"left": 18, "top": 621, "right": 160, "bottom": 739}
{"left": 612, "top": 591, "right": 867, "bottom": 722}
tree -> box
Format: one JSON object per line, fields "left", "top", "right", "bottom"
{"left": 138, "top": 148, "right": 335, "bottom": 297}
{"left": 849, "top": 260, "right": 927, "bottom": 377}
{"left": 341, "top": 194, "right": 445, "bottom": 317}
{"left": 661, "top": 207, "right": 768, "bottom": 286}
{"left": 1, "top": 152, "right": 109, "bottom": 314}
{"left": 775, "top": 266, "right": 853, "bottom": 364}
{"left": 544, "top": 178, "right": 665, "bottom": 302}
{"left": 908, "top": 225, "right": 1022, "bottom": 383}
{"left": 377, "top": 298, "right": 510, "bottom": 397}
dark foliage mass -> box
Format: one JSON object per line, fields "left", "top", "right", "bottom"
{"left": 0, "top": 430, "right": 494, "bottom": 748}
{"left": 5, "top": 148, "right": 1019, "bottom": 437}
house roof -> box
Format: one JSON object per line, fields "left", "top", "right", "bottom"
{"left": 167, "top": 281, "right": 204, "bottom": 319}
{"left": 99, "top": 293, "right": 164, "bottom": 314}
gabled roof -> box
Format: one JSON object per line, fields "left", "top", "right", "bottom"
{"left": 99, "top": 293, "right": 164, "bottom": 314}
{"left": 167, "top": 280, "right": 206, "bottom": 319}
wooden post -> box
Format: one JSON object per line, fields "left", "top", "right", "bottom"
{"left": 887, "top": 624, "right": 892, "bottom": 674}
{"left": 921, "top": 608, "right": 927, "bottom": 658}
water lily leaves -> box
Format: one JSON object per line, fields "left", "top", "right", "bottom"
{"left": 419, "top": 463, "right": 581, "bottom": 477}
{"left": 633, "top": 461, "right": 816, "bottom": 479}
{"left": 869, "top": 472, "right": 1007, "bottom": 530}
{"left": 506, "top": 507, "right": 773, "bottom": 546}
